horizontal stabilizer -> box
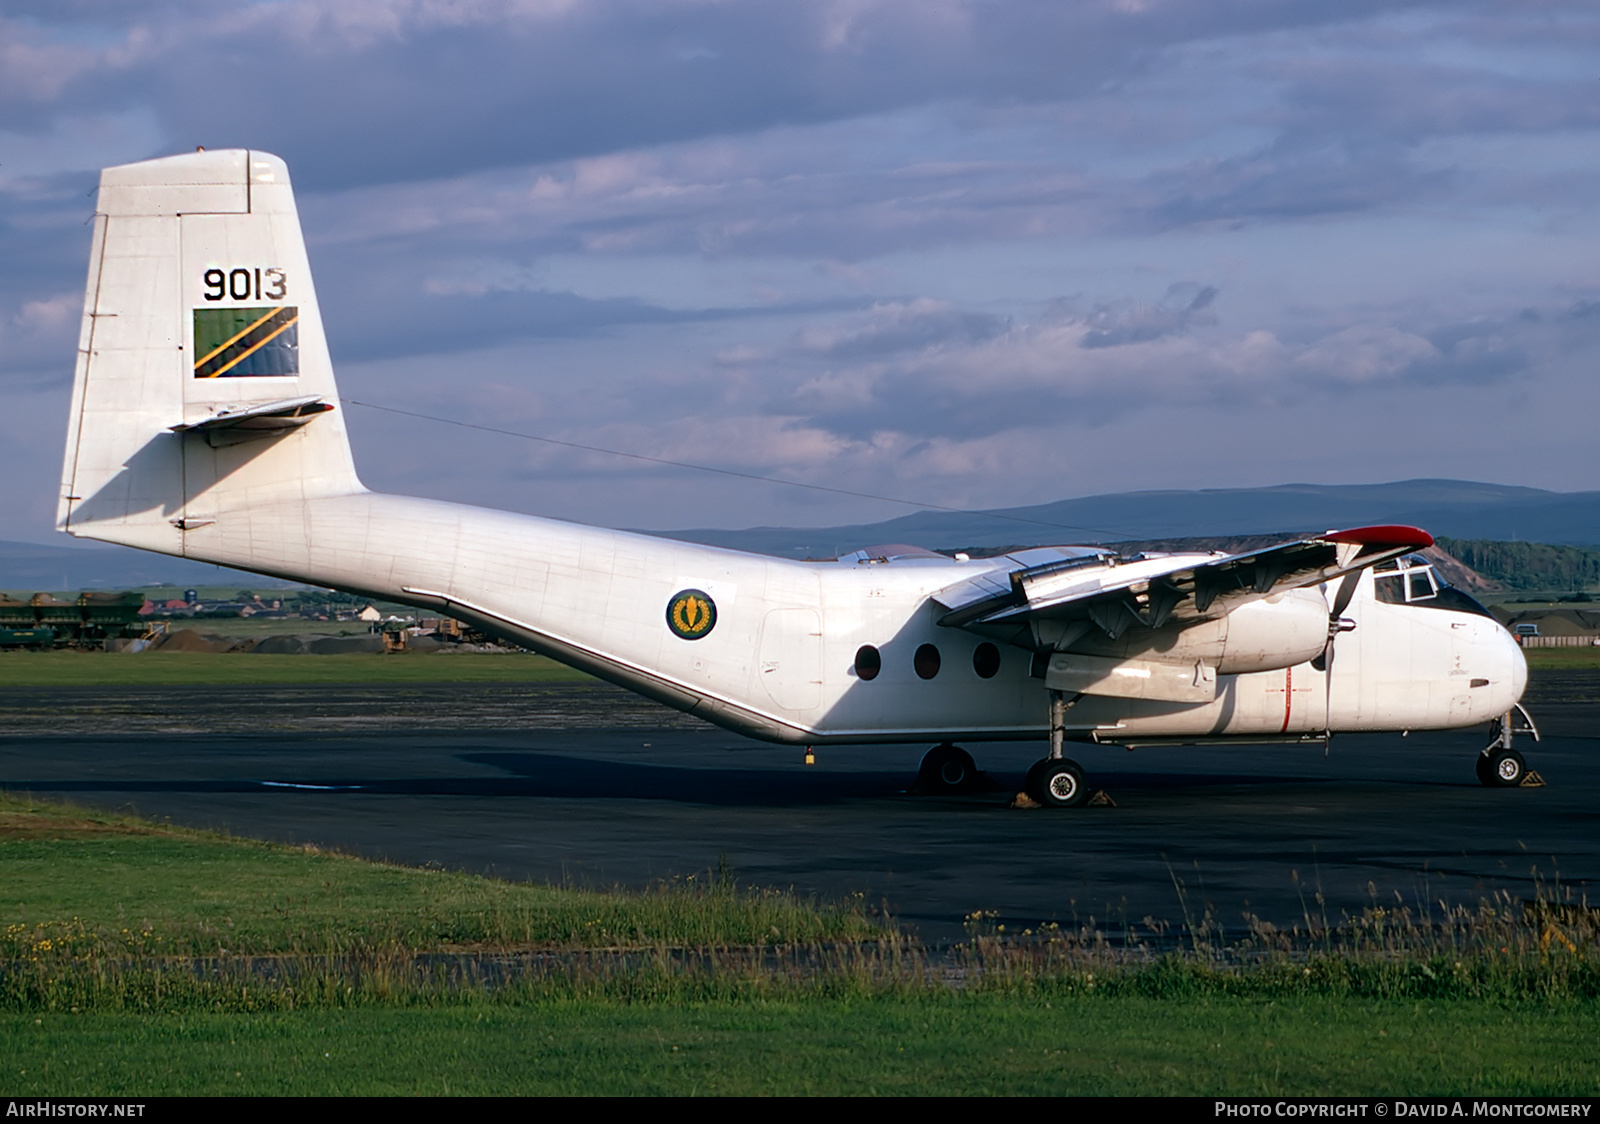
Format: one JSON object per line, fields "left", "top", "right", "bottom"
{"left": 169, "top": 396, "right": 333, "bottom": 447}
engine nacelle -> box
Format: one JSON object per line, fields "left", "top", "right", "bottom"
{"left": 1213, "top": 590, "right": 1331, "bottom": 674}
{"left": 1063, "top": 587, "right": 1331, "bottom": 676}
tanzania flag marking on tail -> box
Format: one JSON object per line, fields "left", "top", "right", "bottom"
{"left": 193, "top": 307, "right": 299, "bottom": 378}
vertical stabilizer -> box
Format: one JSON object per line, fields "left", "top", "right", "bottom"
{"left": 58, "top": 149, "right": 362, "bottom": 555}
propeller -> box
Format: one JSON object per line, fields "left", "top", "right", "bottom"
{"left": 1318, "top": 570, "right": 1362, "bottom": 735}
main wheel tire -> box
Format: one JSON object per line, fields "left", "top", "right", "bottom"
{"left": 1024, "top": 758, "right": 1048, "bottom": 798}
{"left": 1026, "top": 757, "right": 1089, "bottom": 808}
{"left": 1483, "top": 748, "right": 1527, "bottom": 788}
{"left": 918, "top": 743, "right": 979, "bottom": 794}
{"left": 1475, "top": 752, "right": 1498, "bottom": 786}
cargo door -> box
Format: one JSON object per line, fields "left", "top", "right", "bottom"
{"left": 757, "top": 608, "right": 822, "bottom": 712}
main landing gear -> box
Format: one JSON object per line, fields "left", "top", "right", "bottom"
{"left": 1477, "top": 703, "right": 1540, "bottom": 787}
{"left": 918, "top": 690, "right": 1100, "bottom": 807}
{"left": 1021, "top": 689, "right": 1092, "bottom": 808}
{"left": 1025, "top": 756, "right": 1088, "bottom": 808}
{"left": 917, "top": 742, "right": 982, "bottom": 794}
{"left": 916, "top": 737, "right": 1092, "bottom": 806}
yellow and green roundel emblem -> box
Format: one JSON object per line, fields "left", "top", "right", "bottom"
{"left": 666, "top": 589, "right": 717, "bottom": 640}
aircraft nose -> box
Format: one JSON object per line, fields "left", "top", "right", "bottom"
{"left": 1505, "top": 626, "right": 1528, "bottom": 705}
{"left": 1462, "top": 619, "right": 1526, "bottom": 717}
{"left": 1485, "top": 622, "right": 1528, "bottom": 712}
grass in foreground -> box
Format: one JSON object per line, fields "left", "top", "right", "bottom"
{"left": 0, "top": 791, "right": 882, "bottom": 955}
{"left": 1, "top": 791, "right": 1597, "bottom": 1095}
{"left": 0, "top": 650, "right": 594, "bottom": 686}
{"left": 5, "top": 998, "right": 1598, "bottom": 1096}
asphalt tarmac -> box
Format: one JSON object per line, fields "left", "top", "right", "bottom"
{"left": 1, "top": 673, "right": 1595, "bottom": 944}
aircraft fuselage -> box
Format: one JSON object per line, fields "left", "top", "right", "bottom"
{"left": 173, "top": 491, "right": 1525, "bottom": 747}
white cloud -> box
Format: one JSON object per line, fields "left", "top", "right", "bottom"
{"left": 1289, "top": 324, "right": 1440, "bottom": 385}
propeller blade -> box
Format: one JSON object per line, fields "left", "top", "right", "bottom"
{"left": 1323, "top": 571, "right": 1362, "bottom": 732}
{"left": 1329, "top": 569, "right": 1362, "bottom": 618}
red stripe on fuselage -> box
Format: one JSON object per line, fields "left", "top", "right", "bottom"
{"left": 1282, "top": 666, "right": 1293, "bottom": 733}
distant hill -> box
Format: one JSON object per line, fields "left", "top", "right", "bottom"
{"left": 654, "top": 479, "right": 1600, "bottom": 559}
{"left": 7, "top": 479, "right": 1598, "bottom": 589}
{"left": 0, "top": 538, "right": 288, "bottom": 594}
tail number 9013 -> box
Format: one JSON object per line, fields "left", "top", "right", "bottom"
{"left": 203, "top": 267, "right": 287, "bottom": 302}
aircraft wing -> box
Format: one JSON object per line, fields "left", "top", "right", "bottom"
{"left": 932, "top": 525, "right": 1434, "bottom": 637}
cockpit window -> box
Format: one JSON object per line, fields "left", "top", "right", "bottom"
{"left": 1372, "top": 560, "right": 1493, "bottom": 618}
{"left": 1426, "top": 585, "right": 1497, "bottom": 619}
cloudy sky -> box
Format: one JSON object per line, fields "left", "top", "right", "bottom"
{"left": 3, "top": 0, "right": 1598, "bottom": 542}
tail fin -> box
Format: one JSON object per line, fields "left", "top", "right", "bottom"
{"left": 58, "top": 149, "right": 362, "bottom": 555}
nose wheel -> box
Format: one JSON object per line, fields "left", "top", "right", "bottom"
{"left": 1476, "top": 747, "right": 1526, "bottom": 787}
{"left": 1477, "top": 704, "right": 1540, "bottom": 787}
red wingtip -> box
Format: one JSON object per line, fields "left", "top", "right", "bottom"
{"left": 1321, "top": 524, "right": 1434, "bottom": 549}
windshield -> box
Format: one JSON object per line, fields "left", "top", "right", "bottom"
{"left": 1372, "top": 560, "right": 1494, "bottom": 619}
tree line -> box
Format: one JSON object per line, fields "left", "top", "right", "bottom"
{"left": 1434, "top": 537, "right": 1600, "bottom": 591}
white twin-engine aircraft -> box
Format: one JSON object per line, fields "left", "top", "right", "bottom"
{"left": 59, "top": 150, "right": 1539, "bottom": 807}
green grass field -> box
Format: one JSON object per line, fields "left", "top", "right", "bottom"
{"left": 0, "top": 649, "right": 593, "bottom": 686}
{"left": 1523, "top": 646, "right": 1600, "bottom": 670}
{"left": 1, "top": 790, "right": 1597, "bottom": 1095}
{"left": 0, "top": 793, "right": 877, "bottom": 953}
{"left": 125, "top": 617, "right": 361, "bottom": 639}
{"left": 6, "top": 997, "right": 1597, "bottom": 1096}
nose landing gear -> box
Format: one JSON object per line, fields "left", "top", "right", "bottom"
{"left": 1477, "top": 703, "right": 1540, "bottom": 787}
{"left": 1476, "top": 747, "right": 1526, "bottom": 787}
